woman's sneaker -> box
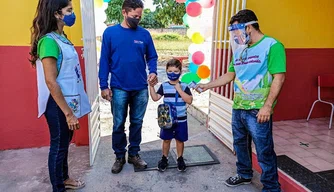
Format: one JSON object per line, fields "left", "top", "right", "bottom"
{"left": 158, "top": 156, "right": 168, "bottom": 172}
{"left": 224, "top": 174, "right": 251, "bottom": 187}
{"left": 177, "top": 156, "right": 187, "bottom": 172}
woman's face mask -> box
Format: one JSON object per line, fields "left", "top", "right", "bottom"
{"left": 63, "top": 12, "right": 76, "bottom": 27}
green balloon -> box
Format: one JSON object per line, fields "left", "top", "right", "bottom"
{"left": 183, "top": 14, "right": 188, "bottom": 26}
{"left": 181, "top": 72, "right": 201, "bottom": 84}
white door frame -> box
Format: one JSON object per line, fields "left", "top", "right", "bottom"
{"left": 80, "top": 0, "right": 101, "bottom": 166}
{"left": 208, "top": 0, "right": 246, "bottom": 151}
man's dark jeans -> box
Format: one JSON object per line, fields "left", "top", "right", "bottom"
{"left": 111, "top": 88, "right": 148, "bottom": 158}
{"left": 232, "top": 109, "right": 281, "bottom": 192}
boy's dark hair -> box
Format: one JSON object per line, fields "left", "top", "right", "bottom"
{"left": 122, "top": 0, "right": 144, "bottom": 13}
{"left": 166, "top": 59, "right": 182, "bottom": 71}
{"left": 229, "top": 9, "right": 260, "bottom": 31}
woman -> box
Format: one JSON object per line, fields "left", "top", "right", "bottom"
{"left": 29, "top": 0, "right": 90, "bottom": 191}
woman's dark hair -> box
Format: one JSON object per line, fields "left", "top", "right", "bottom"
{"left": 122, "top": 0, "right": 144, "bottom": 13}
{"left": 166, "top": 59, "right": 182, "bottom": 71}
{"left": 29, "top": 0, "right": 71, "bottom": 66}
{"left": 229, "top": 9, "right": 260, "bottom": 31}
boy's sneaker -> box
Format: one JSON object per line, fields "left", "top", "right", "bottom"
{"left": 224, "top": 174, "right": 251, "bottom": 187}
{"left": 157, "top": 155, "right": 168, "bottom": 172}
{"left": 177, "top": 156, "right": 187, "bottom": 172}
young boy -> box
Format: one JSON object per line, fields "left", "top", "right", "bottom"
{"left": 149, "top": 59, "right": 193, "bottom": 172}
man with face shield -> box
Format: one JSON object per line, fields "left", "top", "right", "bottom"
{"left": 196, "top": 9, "right": 286, "bottom": 191}
{"left": 98, "top": 0, "right": 158, "bottom": 174}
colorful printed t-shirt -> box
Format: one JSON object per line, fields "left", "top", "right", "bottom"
{"left": 228, "top": 35, "right": 286, "bottom": 110}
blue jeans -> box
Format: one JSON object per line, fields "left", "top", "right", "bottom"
{"left": 111, "top": 88, "right": 148, "bottom": 158}
{"left": 232, "top": 109, "right": 280, "bottom": 192}
{"left": 44, "top": 97, "right": 73, "bottom": 192}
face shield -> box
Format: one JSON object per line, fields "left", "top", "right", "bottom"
{"left": 228, "top": 21, "right": 258, "bottom": 53}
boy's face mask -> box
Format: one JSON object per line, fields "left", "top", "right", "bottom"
{"left": 228, "top": 21, "right": 257, "bottom": 53}
{"left": 167, "top": 72, "right": 181, "bottom": 81}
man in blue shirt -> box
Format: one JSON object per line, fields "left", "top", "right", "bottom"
{"left": 98, "top": 0, "right": 158, "bottom": 174}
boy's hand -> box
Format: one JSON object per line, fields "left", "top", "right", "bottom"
{"left": 174, "top": 82, "right": 182, "bottom": 91}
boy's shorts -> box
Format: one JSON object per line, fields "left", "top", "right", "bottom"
{"left": 160, "top": 121, "right": 188, "bottom": 142}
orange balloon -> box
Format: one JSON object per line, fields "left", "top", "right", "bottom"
{"left": 197, "top": 65, "right": 210, "bottom": 79}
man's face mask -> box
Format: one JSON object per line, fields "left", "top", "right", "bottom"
{"left": 126, "top": 16, "right": 140, "bottom": 29}
{"left": 228, "top": 21, "right": 257, "bottom": 53}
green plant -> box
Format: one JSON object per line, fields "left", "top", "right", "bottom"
{"left": 152, "top": 33, "right": 185, "bottom": 41}
{"left": 153, "top": 0, "right": 185, "bottom": 28}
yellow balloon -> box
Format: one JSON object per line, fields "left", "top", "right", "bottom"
{"left": 191, "top": 32, "right": 205, "bottom": 44}
{"left": 187, "top": 29, "right": 195, "bottom": 39}
{"left": 95, "top": 0, "right": 103, "bottom": 8}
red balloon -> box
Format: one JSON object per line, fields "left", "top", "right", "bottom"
{"left": 186, "top": 2, "right": 202, "bottom": 17}
{"left": 176, "top": 0, "right": 186, "bottom": 3}
{"left": 192, "top": 51, "right": 205, "bottom": 65}
{"left": 200, "top": 0, "right": 215, "bottom": 8}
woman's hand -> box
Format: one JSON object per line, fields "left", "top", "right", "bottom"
{"left": 66, "top": 114, "right": 80, "bottom": 130}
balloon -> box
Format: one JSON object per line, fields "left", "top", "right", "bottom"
{"left": 185, "top": 0, "right": 198, "bottom": 6}
{"left": 186, "top": 28, "right": 195, "bottom": 39}
{"left": 192, "top": 51, "right": 205, "bottom": 65}
{"left": 199, "top": 0, "right": 215, "bottom": 8}
{"left": 186, "top": 2, "right": 202, "bottom": 17}
{"left": 188, "top": 54, "right": 193, "bottom": 63}
{"left": 191, "top": 32, "right": 205, "bottom": 44}
{"left": 197, "top": 65, "right": 211, "bottom": 79}
{"left": 188, "top": 43, "right": 202, "bottom": 54}
{"left": 189, "top": 62, "right": 199, "bottom": 73}
{"left": 176, "top": 0, "right": 187, "bottom": 3}
{"left": 187, "top": 15, "right": 199, "bottom": 26}
{"left": 182, "top": 14, "right": 188, "bottom": 26}
{"left": 181, "top": 72, "right": 201, "bottom": 84}
{"left": 95, "top": 0, "right": 103, "bottom": 8}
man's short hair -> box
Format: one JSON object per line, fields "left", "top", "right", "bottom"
{"left": 122, "top": 0, "right": 144, "bottom": 13}
{"left": 229, "top": 9, "right": 260, "bottom": 30}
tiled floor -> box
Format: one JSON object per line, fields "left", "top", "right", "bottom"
{"left": 273, "top": 118, "right": 334, "bottom": 172}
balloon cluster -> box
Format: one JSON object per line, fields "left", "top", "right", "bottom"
{"left": 180, "top": 0, "right": 215, "bottom": 84}
{"left": 95, "top": 0, "right": 111, "bottom": 8}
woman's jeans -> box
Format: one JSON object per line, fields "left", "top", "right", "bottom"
{"left": 44, "top": 97, "right": 73, "bottom": 192}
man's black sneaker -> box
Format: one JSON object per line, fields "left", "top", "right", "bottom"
{"left": 157, "top": 155, "right": 168, "bottom": 172}
{"left": 224, "top": 174, "right": 252, "bottom": 187}
{"left": 111, "top": 157, "right": 126, "bottom": 174}
{"left": 177, "top": 156, "right": 186, "bottom": 172}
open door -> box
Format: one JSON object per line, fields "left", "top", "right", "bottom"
{"left": 208, "top": 0, "right": 246, "bottom": 151}
{"left": 80, "top": 0, "right": 101, "bottom": 166}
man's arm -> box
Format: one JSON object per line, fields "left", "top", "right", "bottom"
{"left": 98, "top": 29, "right": 111, "bottom": 91}
{"left": 264, "top": 73, "right": 285, "bottom": 108}
{"left": 196, "top": 72, "right": 235, "bottom": 92}
{"left": 257, "top": 41, "right": 286, "bottom": 123}
{"left": 145, "top": 33, "right": 158, "bottom": 75}
{"left": 257, "top": 73, "right": 285, "bottom": 123}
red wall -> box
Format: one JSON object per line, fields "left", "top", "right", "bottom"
{"left": 213, "top": 48, "right": 334, "bottom": 121}
{"left": 0, "top": 46, "right": 89, "bottom": 150}
{"left": 274, "top": 49, "right": 334, "bottom": 121}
